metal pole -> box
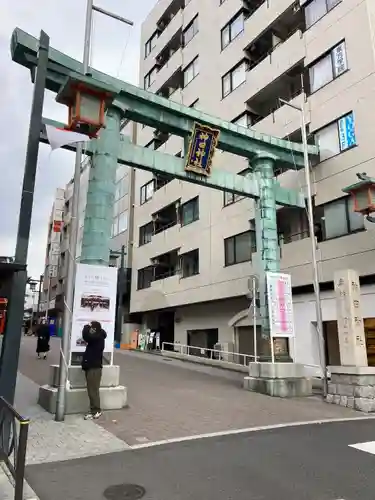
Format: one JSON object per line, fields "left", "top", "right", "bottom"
{"left": 44, "top": 270, "right": 51, "bottom": 320}
{"left": 55, "top": 0, "right": 93, "bottom": 422}
{"left": 0, "top": 31, "right": 49, "bottom": 404}
{"left": 92, "top": 5, "right": 134, "bottom": 26}
{"left": 279, "top": 96, "right": 328, "bottom": 396}
{"left": 114, "top": 245, "right": 126, "bottom": 344}
{"left": 252, "top": 277, "right": 257, "bottom": 362}
{"left": 300, "top": 106, "right": 328, "bottom": 397}
{"left": 36, "top": 274, "right": 43, "bottom": 322}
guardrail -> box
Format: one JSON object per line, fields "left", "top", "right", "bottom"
{"left": 161, "top": 342, "right": 256, "bottom": 367}
{"left": 0, "top": 397, "right": 29, "bottom": 500}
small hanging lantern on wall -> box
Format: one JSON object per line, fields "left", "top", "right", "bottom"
{"left": 55, "top": 75, "right": 117, "bottom": 138}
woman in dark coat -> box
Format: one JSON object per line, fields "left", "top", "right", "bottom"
{"left": 36, "top": 319, "right": 50, "bottom": 359}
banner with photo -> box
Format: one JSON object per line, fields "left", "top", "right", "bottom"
{"left": 70, "top": 263, "right": 118, "bottom": 353}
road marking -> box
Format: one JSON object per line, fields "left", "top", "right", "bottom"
{"left": 349, "top": 441, "right": 375, "bottom": 455}
{"left": 129, "top": 416, "right": 375, "bottom": 449}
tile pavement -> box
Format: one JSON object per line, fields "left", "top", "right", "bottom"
{"left": 18, "top": 337, "right": 367, "bottom": 447}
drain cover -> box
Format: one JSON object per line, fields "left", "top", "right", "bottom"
{"left": 103, "top": 484, "right": 146, "bottom": 500}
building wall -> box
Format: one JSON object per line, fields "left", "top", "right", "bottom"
{"left": 130, "top": 0, "right": 375, "bottom": 321}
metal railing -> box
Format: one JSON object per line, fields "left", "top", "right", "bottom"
{"left": 162, "top": 342, "right": 256, "bottom": 367}
{"left": 0, "top": 397, "right": 29, "bottom": 500}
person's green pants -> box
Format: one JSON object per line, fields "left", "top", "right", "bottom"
{"left": 85, "top": 368, "right": 102, "bottom": 413}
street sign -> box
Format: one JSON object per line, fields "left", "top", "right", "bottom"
{"left": 266, "top": 272, "right": 295, "bottom": 337}
{"left": 185, "top": 122, "right": 219, "bottom": 176}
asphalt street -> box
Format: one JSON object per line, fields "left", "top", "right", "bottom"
{"left": 26, "top": 418, "right": 375, "bottom": 500}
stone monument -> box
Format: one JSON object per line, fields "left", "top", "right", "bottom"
{"left": 326, "top": 269, "right": 375, "bottom": 412}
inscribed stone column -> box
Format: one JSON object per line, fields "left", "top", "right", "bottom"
{"left": 334, "top": 269, "right": 367, "bottom": 366}
{"left": 81, "top": 105, "right": 124, "bottom": 266}
{"left": 252, "top": 154, "right": 280, "bottom": 359}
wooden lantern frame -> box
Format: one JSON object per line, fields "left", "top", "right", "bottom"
{"left": 56, "top": 75, "right": 118, "bottom": 138}
{"left": 67, "top": 83, "right": 108, "bottom": 138}
{"left": 343, "top": 179, "right": 375, "bottom": 215}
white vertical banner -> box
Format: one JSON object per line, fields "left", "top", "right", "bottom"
{"left": 266, "top": 272, "right": 295, "bottom": 338}
{"left": 70, "top": 263, "right": 118, "bottom": 354}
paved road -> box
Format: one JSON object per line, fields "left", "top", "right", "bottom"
{"left": 26, "top": 419, "right": 375, "bottom": 500}
{"left": 18, "top": 337, "right": 364, "bottom": 446}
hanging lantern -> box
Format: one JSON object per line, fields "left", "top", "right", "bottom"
{"left": 342, "top": 174, "right": 375, "bottom": 215}
{"left": 56, "top": 75, "right": 117, "bottom": 138}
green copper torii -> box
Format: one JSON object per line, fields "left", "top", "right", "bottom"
{"left": 10, "top": 27, "right": 319, "bottom": 350}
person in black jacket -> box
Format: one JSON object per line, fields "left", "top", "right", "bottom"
{"left": 36, "top": 319, "right": 50, "bottom": 359}
{"left": 81, "top": 321, "right": 107, "bottom": 420}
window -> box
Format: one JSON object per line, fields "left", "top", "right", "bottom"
{"left": 304, "top": 0, "right": 341, "bottom": 29}
{"left": 112, "top": 211, "right": 128, "bottom": 237}
{"left": 118, "top": 212, "right": 128, "bottom": 233}
{"left": 221, "top": 11, "right": 244, "bottom": 49}
{"left": 232, "top": 112, "right": 251, "bottom": 129}
{"left": 223, "top": 169, "right": 250, "bottom": 206}
{"left": 315, "top": 112, "right": 356, "bottom": 161}
{"left": 183, "top": 15, "right": 198, "bottom": 46}
{"left": 181, "top": 249, "right": 199, "bottom": 278}
{"left": 144, "top": 67, "right": 158, "bottom": 89}
{"left": 181, "top": 197, "right": 199, "bottom": 226}
{"left": 115, "top": 177, "right": 128, "bottom": 200}
{"left": 224, "top": 230, "right": 256, "bottom": 266}
{"left": 183, "top": 57, "right": 199, "bottom": 87}
{"left": 139, "top": 222, "right": 153, "bottom": 246}
{"left": 323, "top": 197, "right": 364, "bottom": 239}
{"left": 137, "top": 266, "right": 154, "bottom": 290}
{"left": 145, "top": 32, "right": 158, "bottom": 58}
{"left": 140, "top": 180, "right": 154, "bottom": 204}
{"left": 309, "top": 42, "right": 347, "bottom": 93}
{"left": 222, "top": 61, "right": 247, "bottom": 98}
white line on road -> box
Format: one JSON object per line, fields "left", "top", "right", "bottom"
{"left": 349, "top": 441, "right": 375, "bottom": 455}
{"left": 130, "top": 416, "right": 375, "bottom": 450}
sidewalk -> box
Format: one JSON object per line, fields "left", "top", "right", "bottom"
{"left": 16, "top": 373, "right": 129, "bottom": 465}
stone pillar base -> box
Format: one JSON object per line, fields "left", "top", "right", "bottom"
{"left": 244, "top": 362, "right": 312, "bottom": 398}
{"left": 38, "top": 364, "right": 127, "bottom": 414}
{"left": 326, "top": 366, "right": 375, "bottom": 413}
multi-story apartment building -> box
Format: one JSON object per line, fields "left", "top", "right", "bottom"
{"left": 131, "top": 0, "right": 375, "bottom": 368}
{"left": 40, "top": 188, "right": 65, "bottom": 319}
{"left": 42, "top": 144, "right": 134, "bottom": 335}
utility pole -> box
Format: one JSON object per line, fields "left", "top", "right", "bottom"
{"left": 279, "top": 95, "right": 328, "bottom": 397}
{"left": 36, "top": 274, "right": 43, "bottom": 322}
{"left": 55, "top": 1, "right": 133, "bottom": 421}
{"left": 0, "top": 31, "right": 49, "bottom": 404}
{"left": 113, "top": 245, "right": 126, "bottom": 344}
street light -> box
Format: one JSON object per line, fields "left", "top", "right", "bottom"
{"left": 279, "top": 95, "right": 327, "bottom": 397}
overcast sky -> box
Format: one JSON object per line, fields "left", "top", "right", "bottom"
{"left": 0, "top": 0, "right": 157, "bottom": 279}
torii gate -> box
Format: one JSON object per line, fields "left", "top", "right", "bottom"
{"left": 11, "top": 27, "right": 319, "bottom": 355}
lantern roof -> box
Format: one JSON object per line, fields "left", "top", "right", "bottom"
{"left": 55, "top": 74, "right": 118, "bottom": 107}
{"left": 342, "top": 173, "right": 375, "bottom": 194}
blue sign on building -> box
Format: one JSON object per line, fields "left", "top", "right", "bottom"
{"left": 338, "top": 112, "right": 356, "bottom": 151}
{"left": 185, "top": 122, "right": 220, "bottom": 176}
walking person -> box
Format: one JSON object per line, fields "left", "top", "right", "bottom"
{"left": 81, "top": 321, "right": 107, "bottom": 420}
{"left": 36, "top": 318, "right": 50, "bottom": 359}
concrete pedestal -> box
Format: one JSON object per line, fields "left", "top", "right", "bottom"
{"left": 38, "top": 364, "right": 127, "bottom": 414}
{"left": 326, "top": 366, "right": 375, "bottom": 413}
{"left": 244, "top": 362, "right": 312, "bottom": 398}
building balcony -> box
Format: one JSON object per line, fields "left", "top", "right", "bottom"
{"left": 246, "top": 30, "right": 305, "bottom": 101}
{"left": 153, "top": 49, "right": 183, "bottom": 93}
{"left": 243, "top": 0, "right": 297, "bottom": 50}
{"left": 252, "top": 92, "right": 310, "bottom": 138}
{"left": 150, "top": 223, "right": 181, "bottom": 257}
{"left": 154, "top": 8, "right": 183, "bottom": 58}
